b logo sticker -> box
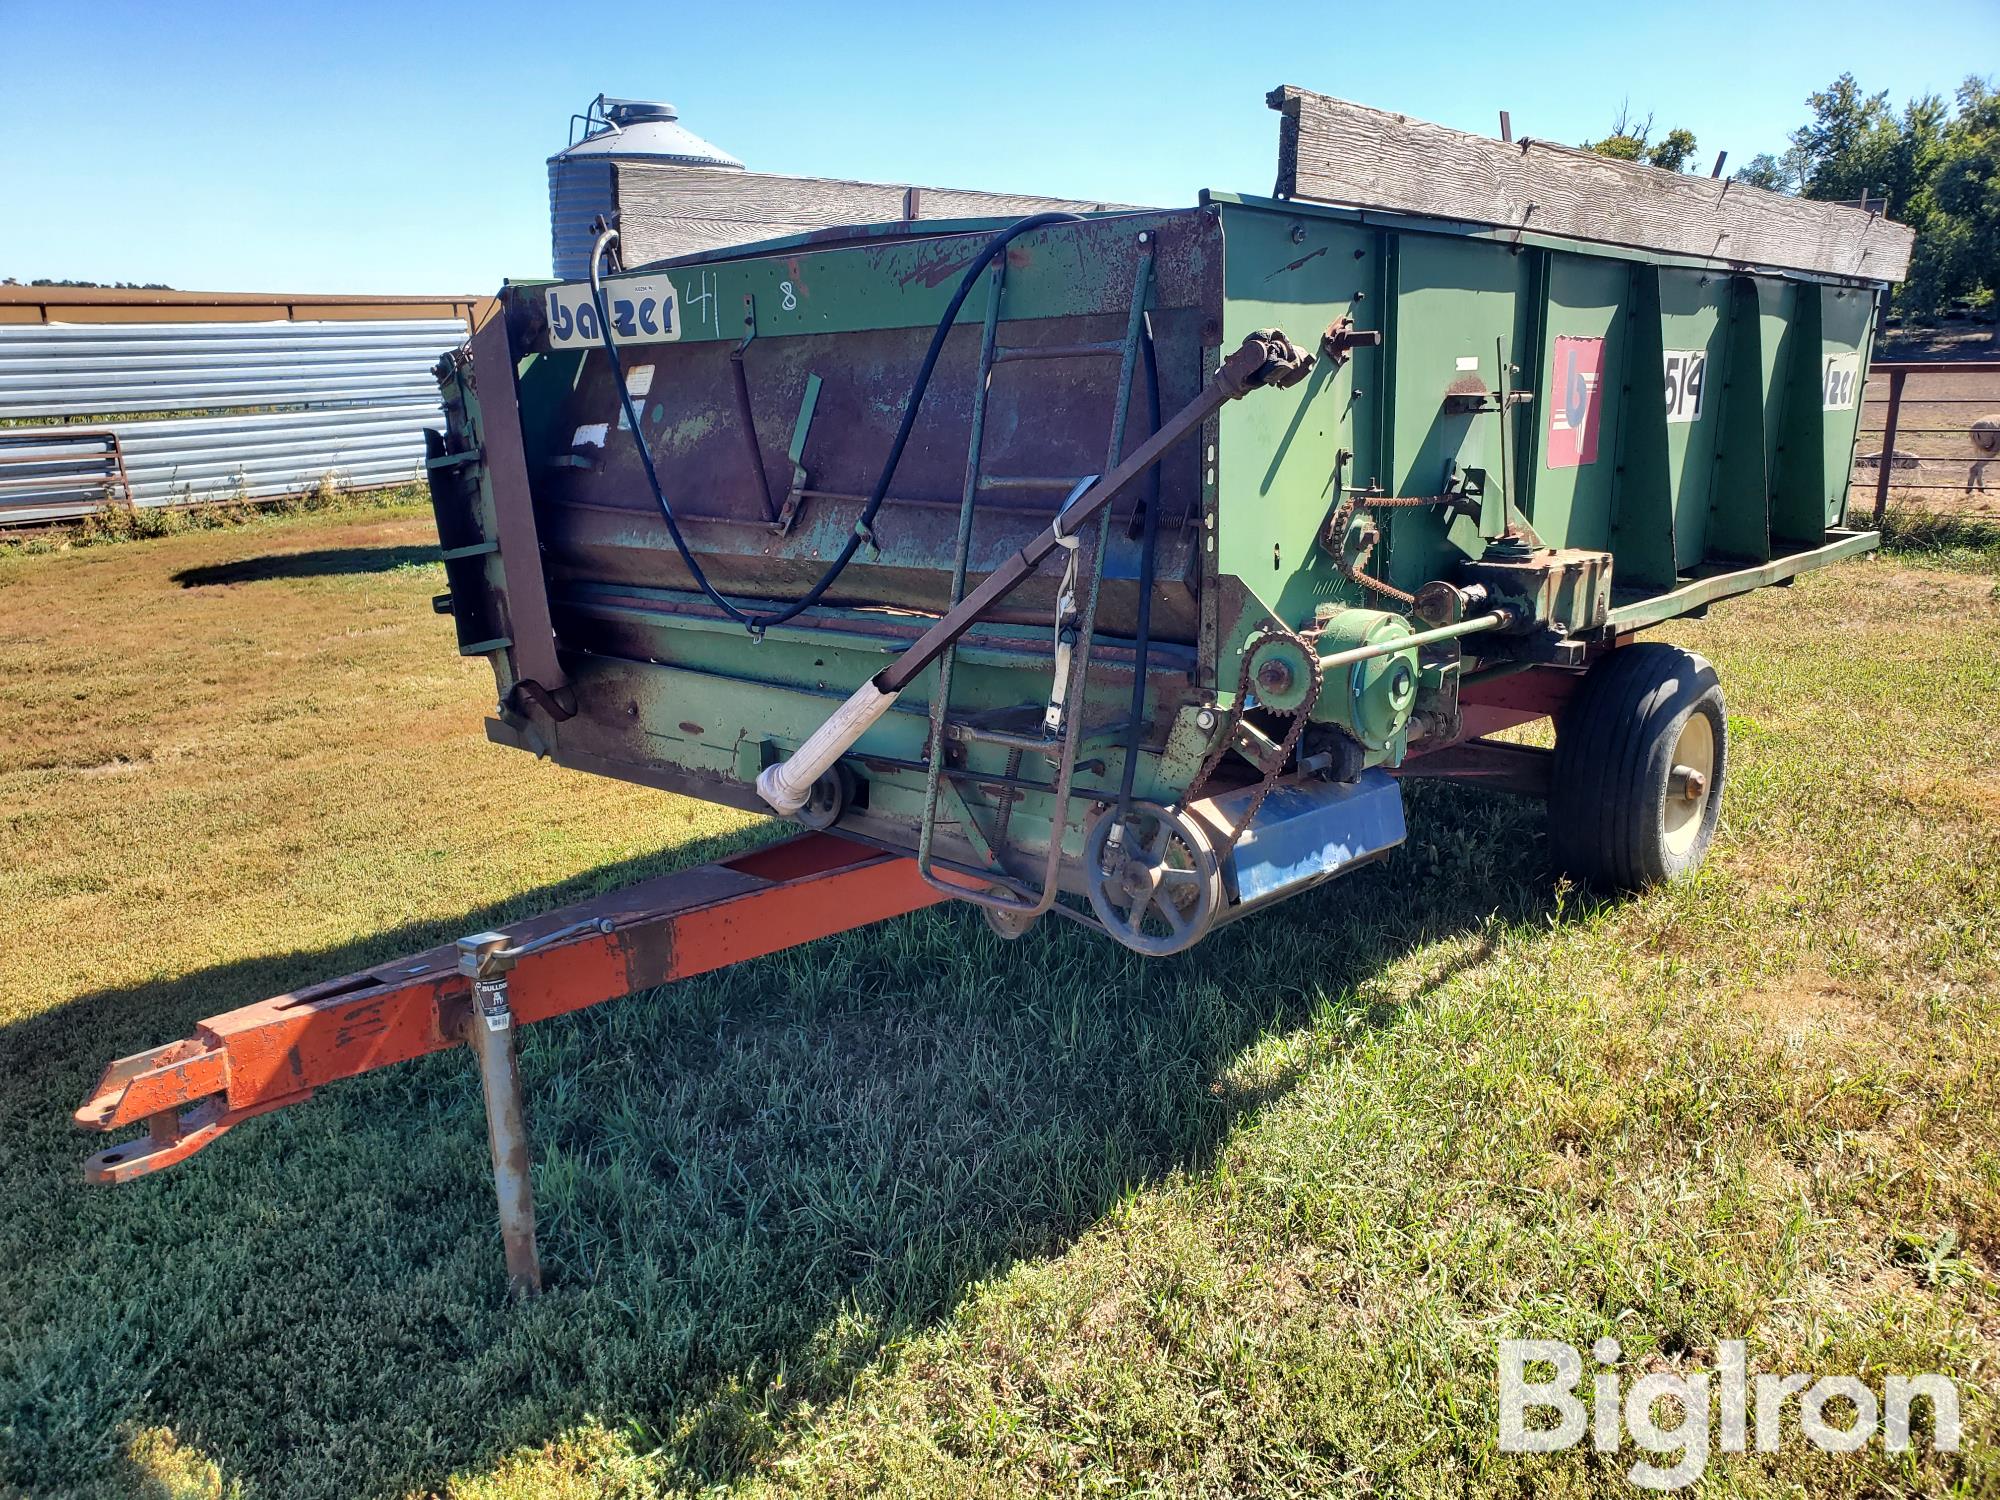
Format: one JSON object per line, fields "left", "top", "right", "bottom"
{"left": 1547, "top": 335, "right": 1606, "bottom": 469}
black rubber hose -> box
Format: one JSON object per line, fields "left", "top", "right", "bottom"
{"left": 1116, "top": 314, "right": 1163, "bottom": 819}
{"left": 591, "top": 212, "right": 1083, "bottom": 633}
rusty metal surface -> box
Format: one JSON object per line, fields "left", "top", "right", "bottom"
{"left": 1390, "top": 737, "right": 1554, "bottom": 797}
{"left": 467, "top": 973, "right": 541, "bottom": 1296}
{"left": 1454, "top": 663, "right": 1586, "bottom": 742}
{"left": 521, "top": 210, "right": 1221, "bottom": 631}
{"left": 75, "top": 834, "right": 958, "bottom": 1182}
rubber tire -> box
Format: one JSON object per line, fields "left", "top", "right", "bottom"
{"left": 1548, "top": 643, "right": 1727, "bottom": 891}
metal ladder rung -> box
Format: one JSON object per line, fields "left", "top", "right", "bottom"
{"left": 976, "top": 474, "right": 1095, "bottom": 493}
{"left": 945, "top": 704, "right": 1058, "bottom": 754}
{"left": 915, "top": 238, "right": 1157, "bottom": 921}
{"left": 990, "top": 341, "right": 1128, "bottom": 364}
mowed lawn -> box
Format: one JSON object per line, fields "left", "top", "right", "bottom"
{"left": 1, "top": 501, "right": 1996, "bottom": 1498}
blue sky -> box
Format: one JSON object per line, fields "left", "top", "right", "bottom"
{"left": 3, "top": 0, "right": 1993, "bottom": 294}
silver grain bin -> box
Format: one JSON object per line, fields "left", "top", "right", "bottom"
{"left": 547, "top": 95, "right": 744, "bottom": 278}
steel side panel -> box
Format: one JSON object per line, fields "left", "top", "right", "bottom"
{"left": 1195, "top": 771, "right": 1406, "bottom": 905}
{"left": 1657, "top": 268, "right": 1730, "bottom": 570}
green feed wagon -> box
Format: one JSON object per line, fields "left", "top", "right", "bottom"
{"left": 425, "top": 87, "right": 1914, "bottom": 956}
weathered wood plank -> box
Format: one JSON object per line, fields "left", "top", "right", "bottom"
{"left": 613, "top": 163, "right": 1137, "bottom": 264}
{"left": 1267, "top": 86, "right": 1913, "bottom": 282}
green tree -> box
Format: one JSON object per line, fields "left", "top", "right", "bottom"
{"left": 1583, "top": 105, "right": 1700, "bottom": 172}
{"left": 1901, "top": 78, "right": 2000, "bottom": 313}
{"left": 1647, "top": 128, "right": 1699, "bottom": 174}
{"left": 1771, "top": 73, "right": 1995, "bottom": 313}
{"left": 1734, "top": 152, "right": 1802, "bottom": 192}
{"left": 1732, "top": 75, "right": 1995, "bottom": 315}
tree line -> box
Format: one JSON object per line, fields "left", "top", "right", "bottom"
{"left": 1583, "top": 75, "right": 1997, "bottom": 316}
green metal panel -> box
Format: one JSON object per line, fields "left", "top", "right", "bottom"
{"left": 1772, "top": 284, "right": 1828, "bottom": 546}
{"left": 1527, "top": 254, "right": 1629, "bottom": 552}
{"left": 1707, "top": 278, "right": 1775, "bottom": 563}
{"left": 1608, "top": 267, "right": 1675, "bottom": 591}
{"left": 1816, "top": 285, "right": 1876, "bottom": 528}
{"left": 1657, "top": 268, "right": 1730, "bottom": 570}
{"left": 1212, "top": 204, "right": 1379, "bottom": 628}
{"left": 1378, "top": 233, "right": 1518, "bottom": 592}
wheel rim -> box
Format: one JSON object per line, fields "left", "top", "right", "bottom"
{"left": 1662, "top": 711, "right": 1717, "bottom": 857}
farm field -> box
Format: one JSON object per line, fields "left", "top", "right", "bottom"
{"left": 1, "top": 500, "right": 1997, "bottom": 1498}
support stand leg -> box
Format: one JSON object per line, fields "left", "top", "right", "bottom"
{"left": 463, "top": 957, "right": 542, "bottom": 1297}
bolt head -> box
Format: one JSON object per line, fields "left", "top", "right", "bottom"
{"left": 1195, "top": 708, "right": 1218, "bottom": 731}
{"left": 1256, "top": 659, "right": 1294, "bottom": 693}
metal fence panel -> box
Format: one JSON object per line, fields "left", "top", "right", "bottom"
{"left": 1848, "top": 360, "right": 2000, "bottom": 528}
{"left": 0, "top": 316, "right": 464, "bottom": 523}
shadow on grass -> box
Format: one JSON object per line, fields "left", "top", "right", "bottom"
{"left": 0, "top": 783, "right": 1563, "bottom": 1500}
{"left": 171, "top": 545, "right": 440, "bottom": 588}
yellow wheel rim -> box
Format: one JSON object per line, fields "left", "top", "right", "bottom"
{"left": 1663, "top": 712, "right": 1717, "bottom": 858}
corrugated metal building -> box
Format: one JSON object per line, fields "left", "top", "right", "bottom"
{"left": 0, "top": 289, "right": 480, "bottom": 526}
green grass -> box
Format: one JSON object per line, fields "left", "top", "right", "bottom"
{"left": 1877, "top": 507, "right": 2000, "bottom": 573}
{"left": 0, "top": 480, "right": 429, "bottom": 556}
{"left": 0, "top": 507, "right": 1995, "bottom": 1498}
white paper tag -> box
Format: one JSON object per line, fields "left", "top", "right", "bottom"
{"left": 617, "top": 365, "right": 654, "bottom": 429}
{"left": 1822, "top": 352, "right": 1862, "bottom": 411}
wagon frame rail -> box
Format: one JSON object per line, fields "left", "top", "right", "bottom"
{"left": 76, "top": 832, "right": 964, "bottom": 1293}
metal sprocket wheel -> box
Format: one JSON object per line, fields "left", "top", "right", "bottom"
{"left": 1083, "top": 802, "right": 1224, "bottom": 956}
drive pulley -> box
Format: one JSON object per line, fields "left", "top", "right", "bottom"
{"left": 1083, "top": 801, "right": 1225, "bottom": 955}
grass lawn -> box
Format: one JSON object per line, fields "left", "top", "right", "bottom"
{"left": 0, "top": 500, "right": 1996, "bottom": 1498}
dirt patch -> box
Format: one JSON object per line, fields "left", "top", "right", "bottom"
{"left": 1854, "top": 359, "right": 2000, "bottom": 522}
{"left": 1889, "top": 773, "right": 2000, "bottom": 822}
{"left": 1859, "top": 561, "right": 1999, "bottom": 604}
{"left": 1736, "top": 968, "right": 1878, "bottom": 1044}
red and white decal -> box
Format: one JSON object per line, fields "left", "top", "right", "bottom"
{"left": 1546, "top": 335, "right": 1606, "bottom": 469}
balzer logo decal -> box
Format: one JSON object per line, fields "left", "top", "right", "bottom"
{"left": 1546, "top": 335, "right": 1606, "bottom": 468}
{"left": 545, "top": 277, "right": 681, "bottom": 350}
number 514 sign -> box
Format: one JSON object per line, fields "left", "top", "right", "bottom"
{"left": 1663, "top": 350, "right": 1708, "bottom": 424}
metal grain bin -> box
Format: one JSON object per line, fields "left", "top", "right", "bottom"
{"left": 548, "top": 96, "right": 744, "bottom": 279}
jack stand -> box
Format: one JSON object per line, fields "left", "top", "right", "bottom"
{"left": 455, "top": 918, "right": 612, "bottom": 1298}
